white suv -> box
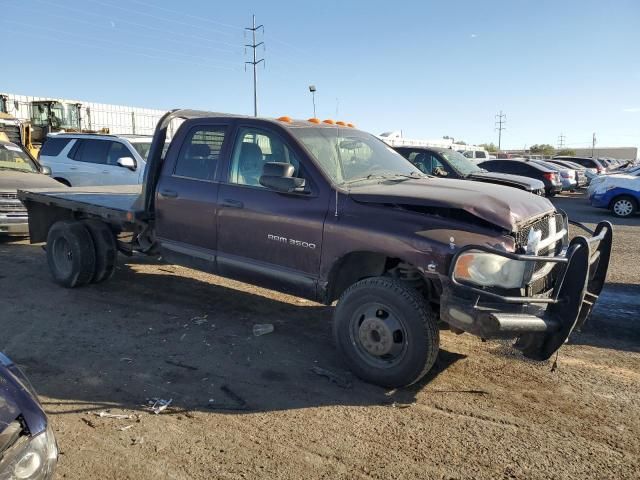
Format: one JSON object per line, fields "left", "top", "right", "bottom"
{"left": 38, "top": 134, "right": 152, "bottom": 186}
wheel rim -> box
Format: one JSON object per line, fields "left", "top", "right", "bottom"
{"left": 614, "top": 199, "right": 633, "bottom": 216}
{"left": 349, "top": 303, "right": 408, "bottom": 369}
{"left": 52, "top": 236, "right": 73, "bottom": 277}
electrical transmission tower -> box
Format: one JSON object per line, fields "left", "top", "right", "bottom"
{"left": 495, "top": 111, "right": 506, "bottom": 151}
{"left": 557, "top": 133, "right": 566, "bottom": 149}
{"left": 245, "top": 15, "right": 264, "bottom": 117}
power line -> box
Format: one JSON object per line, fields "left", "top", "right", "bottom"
{"left": 33, "top": 0, "right": 243, "bottom": 52}
{"left": 245, "top": 15, "right": 265, "bottom": 117}
{"left": 495, "top": 111, "right": 506, "bottom": 151}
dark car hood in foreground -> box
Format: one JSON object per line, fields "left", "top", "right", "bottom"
{"left": 347, "top": 178, "right": 554, "bottom": 232}
{"left": 0, "top": 170, "right": 62, "bottom": 191}
{"left": 467, "top": 171, "right": 544, "bottom": 190}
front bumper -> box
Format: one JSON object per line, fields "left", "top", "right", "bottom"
{"left": 440, "top": 221, "right": 613, "bottom": 360}
{"left": 0, "top": 214, "right": 29, "bottom": 235}
{"left": 589, "top": 191, "right": 610, "bottom": 208}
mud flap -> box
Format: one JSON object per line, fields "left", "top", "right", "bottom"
{"left": 518, "top": 221, "right": 613, "bottom": 360}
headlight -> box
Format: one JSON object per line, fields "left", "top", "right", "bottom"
{"left": 0, "top": 424, "right": 57, "bottom": 480}
{"left": 453, "top": 251, "right": 527, "bottom": 289}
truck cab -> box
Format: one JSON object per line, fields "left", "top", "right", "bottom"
{"left": 18, "top": 110, "right": 613, "bottom": 388}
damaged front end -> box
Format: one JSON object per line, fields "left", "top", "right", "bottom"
{"left": 439, "top": 213, "right": 613, "bottom": 360}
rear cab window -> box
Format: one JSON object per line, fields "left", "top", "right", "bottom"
{"left": 173, "top": 127, "right": 226, "bottom": 181}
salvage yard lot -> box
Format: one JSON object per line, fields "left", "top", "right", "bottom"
{"left": 1, "top": 192, "right": 639, "bottom": 479}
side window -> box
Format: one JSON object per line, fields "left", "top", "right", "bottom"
{"left": 408, "top": 151, "right": 430, "bottom": 173}
{"left": 173, "top": 126, "right": 226, "bottom": 181}
{"left": 475, "top": 151, "right": 486, "bottom": 159}
{"left": 40, "top": 137, "right": 71, "bottom": 156}
{"left": 73, "top": 139, "right": 110, "bottom": 164}
{"left": 229, "top": 127, "right": 301, "bottom": 187}
{"left": 107, "top": 142, "right": 132, "bottom": 166}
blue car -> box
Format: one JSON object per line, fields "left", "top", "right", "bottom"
{"left": 589, "top": 173, "right": 640, "bottom": 217}
{"left": 0, "top": 352, "right": 57, "bottom": 479}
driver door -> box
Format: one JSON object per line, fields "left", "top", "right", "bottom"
{"left": 216, "top": 125, "right": 329, "bottom": 297}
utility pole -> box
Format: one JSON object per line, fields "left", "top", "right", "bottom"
{"left": 495, "top": 111, "right": 506, "bottom": 152}
{"left": 245, "top": 15, "right": 264, "bottom": 117}
{"left": 591, "top": 132, "right": 597, "bottom": 158}
{"left": 557, "top": 133, "right": 566, "bottom": 149}
{"left": 308, "top": 85, "right": 317, "bottom": 117}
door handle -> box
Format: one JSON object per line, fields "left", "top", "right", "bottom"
{"left": 102, "top": 170, "right": 110, "bottom": 174}
{"left": 69, "top": 166, "right": 78, "bottom": 170}
{"left": 221, "top": 199, "right": 244, "bottom": 208}
{"left": 159, "top": 189, "right": 178, "bottom": 198}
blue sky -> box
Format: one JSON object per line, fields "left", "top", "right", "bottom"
{"left": 1, "top": 0, "right": 639, "bottom": 149}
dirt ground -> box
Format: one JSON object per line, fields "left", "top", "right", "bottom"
{"left": 1, "top": 192, "right": 638, "bottom": 479}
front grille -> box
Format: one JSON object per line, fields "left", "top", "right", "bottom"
{"left": 0, "top": 192, "right": 26, "bottom": 213}
{"left": 514, "top": 216, "right": 550, "bottom": 250}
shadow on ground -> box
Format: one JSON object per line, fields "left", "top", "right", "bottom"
{"left": 1, "top": 243, "right": 466, "bottom": 417}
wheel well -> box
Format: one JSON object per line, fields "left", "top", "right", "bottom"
{"left": 54, "top": 177, "right": 71, "bottom": 187}
{"left": 325, "top": 252, "right": 431, "bottom": 304}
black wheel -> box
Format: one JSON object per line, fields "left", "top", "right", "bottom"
{"left": 82, "top": 219, "right": 117, "bottom": 283}
{"left": 46, "top": 220, "right": 96, "bottom": 288}
{"left": 611, "top": 195, "right": 637, "bottom": 218}
{"left": 333, "top": 277, "right": 439, "bottom": 388}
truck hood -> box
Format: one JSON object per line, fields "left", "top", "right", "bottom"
{"left": 0, "top": 170, "right": 63, "bottom": 191}
{"left": 347, "top": 178, "right": 554, "bottom": 231}
{"left": 467, "top": 171, "right": 544, "bottom": 190}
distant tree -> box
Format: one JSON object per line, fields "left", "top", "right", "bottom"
{"left": 556, "top": 148, "right": 576, "bottom": 156}
{"left": 530, "top": 144, "right": 556, "bottom": 156}
{"left": 457, "top": 140, "right": 467, "bottom": 145}
{"left": 479, "top": 142, "right": 498, "bottom": 152}
{"left": 443, "top": 136, "right": 466, "bottom": 145}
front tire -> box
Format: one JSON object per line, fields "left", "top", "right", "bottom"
{"left": 611, "top": 195, "right": 637, "bottom": 218}
{"left": 333, "top": 277, "right": 439, "bottom": 388}
{"left": 46, "top": 221, "right": 96, "bottom": 288}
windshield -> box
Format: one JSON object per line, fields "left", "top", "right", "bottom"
{"left": 31, "top": 102, "right": 79, "bottom": 129}
{"left": 131, "top": 142, "right": 152, "bottom": 160}
{"left": 439, "top": 150, "right": 483, "bottom": 176}
{"left": 290, "top": 127, "right": 422, "bottom": 184}
{"left": 0, "top": 144, "right": 38, "bottom": 172}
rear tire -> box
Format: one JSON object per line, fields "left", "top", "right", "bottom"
{"left": 333, "top": 277, "right": 439, "bottom": 388}
{"left": 611, "top": 196, "right": 637, "bottom": 218}
{"left": 46, "top": 221, "right": 96, "bottom": 288}
{"left": 82, "top": 219, "right": 117, "bottom": 283}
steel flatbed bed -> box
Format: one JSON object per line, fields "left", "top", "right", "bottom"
{"left": 17, "top": 184, "right": 146, "bottom": 228}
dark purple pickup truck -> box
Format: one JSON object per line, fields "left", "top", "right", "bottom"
{"left": 18, "top": 110, "right": 613, "bottom": 387}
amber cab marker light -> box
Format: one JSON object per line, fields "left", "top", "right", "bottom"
{"left": 277, "top": 116, "right": 292, "bottom": 123}
{"left": 308, "top": 118, "right": 321, "bottom": 124}
{"left": 322, "top": 119, "right": 336, "bottom": 125}
{"left": 336, "top": 121, "right": 347, "bottom": 126}
{"left": 347, "top": 123, "right": 356, "bottom": 128}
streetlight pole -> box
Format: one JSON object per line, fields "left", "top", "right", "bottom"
{"left": 309, "top": 85, "right": 317, "bottom": 118}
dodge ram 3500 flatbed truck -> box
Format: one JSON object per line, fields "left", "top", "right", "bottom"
{"left": 18, "top": 110, "right": 613, "bottom": 387}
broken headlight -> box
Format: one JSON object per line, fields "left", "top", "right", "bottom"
{"left": 453, "top": 250, "right": 527, "bottom": 289}
{"left": 0, "top": 424, "right": 57, "bottom": 480}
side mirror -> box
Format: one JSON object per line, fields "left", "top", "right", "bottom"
{"left": 40, "top": 165, "right": 52, "bottom": 176}
{"left": 117, "top": 156, "right": 136, "bottom": 171}
{"left": 259, "top": 162, "right": 306, "bottom": 193}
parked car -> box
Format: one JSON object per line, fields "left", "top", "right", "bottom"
{"left": 530, "top": 160, "right": 577, "bottom": 191}
{"left": 589, "top": 171, "right": 640, "bottom": 217}
{"left": 546, "top": 159, "right": 591, "bottom": 185}
{"left": 18, "top": 110, "right": 612, "bottom": 388}
{"left": 0, "top": 352, "right": 58, "bottom": 479}
{"left": 394, "top": 146, "right": 545, "bottom": 195}
{"left": 553, "top": 156, "right": 607, "bottom": 175}
{"left": 587, "top": 165, "right": 640, "bottom": 196}
{"left": 0, "top": 139, "right": 65, "bottom": 236}
{"left": 38, "top": 133, "right": 152, "bottom": 186}
{"left": 478, "top": 159, "right": 563, "bottom": 196}
{"left": 461, "top": 149, "right": 494, "bottom": 161}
